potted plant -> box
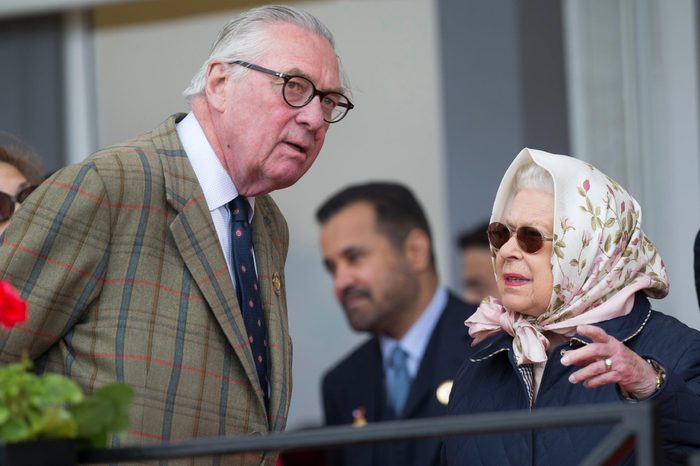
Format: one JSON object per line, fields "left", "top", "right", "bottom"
{"left": 0, "top": 281, "right": 133, "bottom": 465}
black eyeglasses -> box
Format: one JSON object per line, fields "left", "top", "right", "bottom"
{"left": 229, "top": 60, "right": 354, "bottom": 123}
{"left": 0, "top": 185, "right": 37, "bottom": 223}
{"left": 487, "top": 222, "right": 553, "bottom": 254}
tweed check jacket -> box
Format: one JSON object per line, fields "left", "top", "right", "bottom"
{"left": 0, "top": 114, "right": 292, "bottom": 464}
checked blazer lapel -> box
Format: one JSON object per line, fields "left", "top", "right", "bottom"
{"left": 155, "top": 117, "right": 267, "bottom": 414}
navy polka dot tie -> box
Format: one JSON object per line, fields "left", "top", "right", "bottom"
{"left": 229, "top": 196, "right": 269, "bottom": 405}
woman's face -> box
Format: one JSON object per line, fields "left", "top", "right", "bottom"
{"left": 495, "top": 188, "right": 554, "bottom": 317}
{"left": 0, "top": 161, "right": 29, "bottom": 234}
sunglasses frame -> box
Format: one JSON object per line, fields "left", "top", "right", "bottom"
{"left": 0, "top": 185, "right": 38, "bottom": 223}
{"left": 487, "top": 221, "right": 554, "bottom": 254}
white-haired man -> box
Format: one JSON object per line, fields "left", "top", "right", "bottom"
{"left": 0, "top": 5, "right": 353, "bottom": 464}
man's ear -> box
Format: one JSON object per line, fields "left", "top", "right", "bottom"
{"left": 403, "top": 229, "right": 431, "bottom": 272}
{"left": 204, "top": 60, "right": 229, "bottom": 112}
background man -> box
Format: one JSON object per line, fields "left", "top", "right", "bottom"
{"left": 0, "top": 5, "right": 352, "bottom": 463}
{"left": 317, "top": 182, "right": 475, "bottom": 466}
{"left": 457, "top": 220, "right": 499, "bottom": 305}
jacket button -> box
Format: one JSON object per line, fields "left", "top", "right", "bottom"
{"left": 560, "top": 349, "right": 567, "bottom": 356}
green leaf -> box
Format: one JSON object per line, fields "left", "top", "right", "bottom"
{"left": 569, "top": 259, "right": 579, "bottom": 267}
{"left": 577, "top": 187, "right": 586, "bottom": 197}
{"left": 604, "top": 235, "right": 612, "bottom": 252}
{"left": 0, "top": 418, "right": 32, "bottom": 443}
{"left": 605, "top": 218, "right": 616, "bottom": 228}
{"left": 0, "top": 361, "right": 133, "bottom": 448}
{"left": 31, "top": 407, "right": 76, "bottom": 439}
{"left": 71, "top": 383, "right": 134, "bottom": 449}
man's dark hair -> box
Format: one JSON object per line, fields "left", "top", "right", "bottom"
{"left": 316, "top": 181, "right": 435, "bottom": 266}
{"left": 457, "top": 220, "right": 491, "bottom": 250}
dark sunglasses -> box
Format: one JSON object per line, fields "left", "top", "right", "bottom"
{"left": 0, "top": 185, "right": 38, "bottom": 223}
{"left": 487, "top": 221, "right": 553, "bottom": 254}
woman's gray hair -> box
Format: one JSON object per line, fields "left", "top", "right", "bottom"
{"left": 502, "top": 162, "right": 554, "bottom": 216}
{"left": 512, "top": 162, "right": 554, "bottom": 195}
{"left": 183, "top": 5, "right": 340, "bottom": 102}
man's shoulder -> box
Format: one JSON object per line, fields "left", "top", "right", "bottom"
{"left": 86, "top": 114, "right": 186, "bottom": 167}
{"left": 55, "top": 114, "right": 193, "bottom": 194}
{"left": 439, "top": 290, "right": 477, "bottom": 328}
{"left": 425, "top": 290, "right": 475, "bottom": 358}
{"left": 322, "top": 337, "right": 379, "bottom": 387}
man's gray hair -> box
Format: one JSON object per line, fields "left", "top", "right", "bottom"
{"left": 183, "top": 5, "right": 340, "bottom": 101}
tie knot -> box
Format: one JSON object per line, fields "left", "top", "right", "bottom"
{"left": 389, "top": 346, "right": 408, "bottom": 369}
{"left": 229, "top": 196, "right": 250, "bottom": 223}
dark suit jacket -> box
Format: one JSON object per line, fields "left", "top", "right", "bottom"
{"left": 322, "top": 291, "right": 476, "bottom": 466}
{"left": 0, "top": 114, "right": 291, "bottom": 465}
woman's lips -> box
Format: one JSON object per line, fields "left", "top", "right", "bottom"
{"left": 503, "top": 273, "right": 530, "bottom": 287}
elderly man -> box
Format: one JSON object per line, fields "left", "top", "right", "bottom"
{"left": 0, "top": 5, "right": 352, "bottom": 463}
{"left": 317, "top": 182, "right": 475, "bottom": 466}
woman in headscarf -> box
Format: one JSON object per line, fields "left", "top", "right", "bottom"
{"left": 443, "top": 149, "right": 700, "bottom": 465}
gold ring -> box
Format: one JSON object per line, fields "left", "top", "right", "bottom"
{"left": 604, "top": 357, "right": 613, "bottom": 371}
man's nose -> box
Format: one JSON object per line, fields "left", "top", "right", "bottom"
{"left": 333, "top": 263, "right": 354, "bottom": 297}
{"left": 296, "top": 96, "right": 327, "bottom": 130}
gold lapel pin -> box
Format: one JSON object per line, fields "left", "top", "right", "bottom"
{"left": 351, "top": 406, "right": 367, "bottom": 427}
{"left": 272, "top": 272, "right": 282, "bottom": 295}
{"left": 436, "top": 380, "right": 453, "bottom": 406}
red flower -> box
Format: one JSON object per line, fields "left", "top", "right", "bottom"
{"left": 583, "top": 180, "right": 590, "bottom": 192}
{"left": 0, "top": 281, "right": 27, "bottom": 329}
{"left": 621, "top": 201, "right": 626, "bottom": 213}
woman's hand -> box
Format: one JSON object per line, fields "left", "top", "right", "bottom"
{"left": 560, "top": 324, "right": 659, "bottom": 399}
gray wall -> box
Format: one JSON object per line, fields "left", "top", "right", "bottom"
{"left": 0, "top": 14, "right": 64, "bottom": 174}
{"left": 438, "top": 0, "right": 570, "bottom": 288}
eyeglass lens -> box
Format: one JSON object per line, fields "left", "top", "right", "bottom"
{"left": 0, "top": 185, "right": 37, "bottom": 223}
{"left": 282, "top": 77, "right": 350, "bottom": 123}
{"left": 487, "top": 222, "right": 546, "bottom": 254}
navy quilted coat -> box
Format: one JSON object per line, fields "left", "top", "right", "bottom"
{"left": 443, "top": 293, "right": 700, "bottom": 466}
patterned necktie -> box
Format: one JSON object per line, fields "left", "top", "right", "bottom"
{"left": 386, "top": 346, "right": 411, "bottom": 416}
{"left": 229, "top": 196, "right": 269, "bottom": 405}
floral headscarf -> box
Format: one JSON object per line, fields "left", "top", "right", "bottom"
{"left": 466, "top": 148, "right": 668, "bottom": 365}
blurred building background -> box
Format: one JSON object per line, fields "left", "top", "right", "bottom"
{"left": 1, "top": 0, "right": 699, "bottom": 429}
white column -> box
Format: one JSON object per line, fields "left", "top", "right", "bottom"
{"left": 563, "top": 0, "right": 700, "bottom": 328}
{"left": 62, "top": 9, "right": 98, "bottom": 164}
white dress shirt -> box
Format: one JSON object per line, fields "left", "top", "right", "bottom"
{"left": 175, "top": 112, "right": 256, "bottom": 287}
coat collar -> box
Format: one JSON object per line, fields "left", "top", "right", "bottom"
{"left": 470, "top": 292, "right": 653, "bottom": 361}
